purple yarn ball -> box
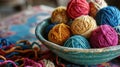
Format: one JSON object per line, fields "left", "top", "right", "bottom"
{"left": 90, "top": 25, "right": 118, "bottom": 48}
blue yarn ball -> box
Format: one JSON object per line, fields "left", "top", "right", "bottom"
{"left": 96, "top": 6, "right": 120, "bottom": 27}
{"left": 64, "top": 35, "right": 90, "bottom": 48}
{"left": 114, "top": 26, "right": 120, "bottom": 33}
{"left": 45, "top": 23, "right": 56, "bottom": 39}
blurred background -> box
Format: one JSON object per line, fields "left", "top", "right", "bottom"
{"left": 0, "top": 0, "right": 120, "bottom": 20}
{"left": 0, "top": 0, "right": 58, "bottom": 20}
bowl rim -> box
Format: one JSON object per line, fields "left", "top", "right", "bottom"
{"left": 35, "top": 18, "right": 120, "bottom": 53}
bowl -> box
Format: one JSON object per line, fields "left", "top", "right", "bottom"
{"left": 35, "top": 18, "right": 120, "bottom": 65}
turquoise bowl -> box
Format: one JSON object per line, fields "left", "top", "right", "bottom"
{"left": 35, "top": 18, "right": 120, "bottom": 65}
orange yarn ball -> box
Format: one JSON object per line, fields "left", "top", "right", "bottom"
{"left": 51, "top": 6, "right": 68, "bottom": 24}
{"left": 71, "top": 15, "right": 97, "bottom": 38}
{"left": 89, "top": 0, "right": 107, "bottom": 18}
{"left": 89, "top": 2, "right": 100, "bottom": 18}
{"left": 48, "top": 23, "right": 71, "bottom": 45}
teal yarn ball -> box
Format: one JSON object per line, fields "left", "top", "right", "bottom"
{"left": 96, "top": 6, "right": 120, "bottom": 27}
{"left": 64, "top": 35, "right": 90, "bottom": 48}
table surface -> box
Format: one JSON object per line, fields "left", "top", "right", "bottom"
{"left": 1, "top": 5, "right": 120, "bottom": 67}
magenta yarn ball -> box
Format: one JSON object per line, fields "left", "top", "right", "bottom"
{"left": 90, "top": 25, "right": 118, "bottom": 48}
{"left": 67, "top": 0, "right": 89, "bottom": 19}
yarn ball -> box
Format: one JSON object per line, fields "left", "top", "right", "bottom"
{"left": 45, "top": 23, "right": 56, "bottom": 39}
{"left": 89, "top": 0, "right": 107, "bottom": 18}
{"left": 67, "top": 0, "right": 89, "bottom": 19}
{"left": 48, "top": 23, "right": 71, "bottom": 45}
{"left": 114, "top": 26, "right": 120, "bottom": 44}
{"left": 118, "top": 34, "right": 120, "bottom": 44}
{"left": 89, "top": 0, "right": 107, "bottom": 8}
{"left": 64, "top": 35, "right": 90, "bottom": 48}
{"left": 71, "top": 15, "right": 97, "bottom": 38}
{"left": 95, "top": 6, "right": 120, "bottom": 27}
{"left": 114, "top": 26, "right": 120, "bottom": 33}
{"left": 51, "top": 6, "right": 68, "bottom": 24}
{"left": 90, "top": 25, "right": 118, "bottom": 48}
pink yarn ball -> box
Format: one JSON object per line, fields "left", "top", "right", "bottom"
{"left": 90, "top": 25, "right": 118, "bottom": 48}
{"left": 67, "top": 0, "right": 89, "bottom": 19}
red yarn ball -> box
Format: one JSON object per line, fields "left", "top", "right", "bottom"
{"left": 90, "top": 25, "right": 118, "bottom": 48}
{"left": 67, "top": 0, "right": 89, "bottom": 19}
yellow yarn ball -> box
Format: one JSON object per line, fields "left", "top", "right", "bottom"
{"left": 89, "top": 0, "right": 107, "bottom": 18}
{"left": 51, "top": 6, "right": 68, "bottom": 24}
{"left": 71, "top": 15, "right": 97, "bottom": 38}
{"left": 48, "top": 23, "right": 71, "bottom": 45}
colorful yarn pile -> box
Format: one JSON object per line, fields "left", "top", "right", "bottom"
{"left": 67, "top": 0, "right": 89, "bottom": 19}
{"left": 51, "top": 6, "right": 68, "bottom": 24}
{"left": 47, "top": 0, "right": 120, "bottom": 50}
{"left": 64, "top": 35, "right": 90, "bottom": 48}
{"left": 90, "top": 25, "right": 118, "bottom": 48}
{"left": 71, "top": 15, "right": 97, "bottom": 38}
{"left": 96, "top": 6, "right": 120, "bottom": 27}
{"left": 0, "top": 39, "right": 58, "bottom": 67}
{"left": 48, "top": 23, "right": 71, "bottom": 45}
